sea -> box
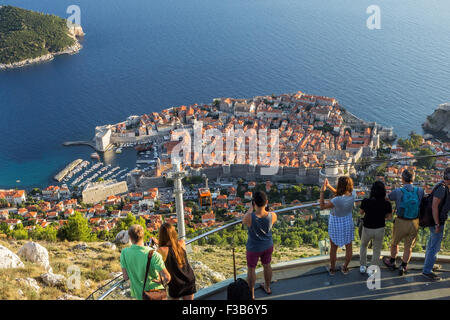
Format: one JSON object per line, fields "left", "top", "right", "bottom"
{"left": 1, "top": 0, "right": 449, "bottom": 189}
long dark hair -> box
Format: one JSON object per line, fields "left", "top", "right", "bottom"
{"left": 158, "top": 223, "right": 186, "bottom": 267}
{"left": 370, "top": 181, "right": 386, "bottom": 200}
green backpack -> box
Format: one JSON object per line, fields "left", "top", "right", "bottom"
{"left": 399, "top": 186, "right": 420, "bottom": 219}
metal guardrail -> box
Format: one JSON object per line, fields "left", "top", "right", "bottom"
{"left": 88, "top": 199, "right": 363, "bottom": 300}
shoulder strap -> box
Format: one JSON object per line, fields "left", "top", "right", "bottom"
{"left": 142, "top": 250, "right": 154, "bottom": 295}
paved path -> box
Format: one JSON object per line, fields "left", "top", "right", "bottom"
{"left": 206, "top": 262, "right": 450, "bottom": 300}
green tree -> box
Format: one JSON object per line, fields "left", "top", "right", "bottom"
{"left": 12, "top": 224, "right": 28, "bottom": 240}
{"left": 0, "top": 222, "right": 10, "bottom": 236}
{"left": 398, "top": 132, "right": 423, "bottom": 151}
{"left": 416, "top": 148, "right": 435, "bottom": 169}
{"left": 63, "top": 211, "right": 94, "bottom": 242}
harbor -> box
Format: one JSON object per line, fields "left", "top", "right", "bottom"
{"left": 52, "top": 138, "right": 162, "bottom": 191}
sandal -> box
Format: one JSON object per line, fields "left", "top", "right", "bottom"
{"left": 341, "top": 265, "right": 349, "bottom": 275}
{"left": 259, "top": 283, "right": 272, "bottom": 295}
{"left": 327, "top": 265, "right": 336, "bottom": 276}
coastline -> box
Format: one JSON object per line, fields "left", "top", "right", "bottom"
{"left": 0, "top": 41, "right": 82, "bottom": 70}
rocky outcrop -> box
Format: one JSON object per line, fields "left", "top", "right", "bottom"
{"left": 16, "top": 277, "right": 41, "bottom": 292}
{"left": 423, "top": 103, "right": 450, "bottom": 140}
{"left": 102, "top": 242, "right": 117, "bottom": 250}
{"left": 190, "top": 261, "right": 226, "bottom": 290}
{"left": 18, "top": 242, "right": 52, "bottom": 272}
{"left": 68, "top": 24, "right": 85, "bottom": 37}
{"left": 0, "top": 53, "right": 54, "bottom": 70}
{"left": 41, "top": 272, "right": 65, "bottom": 287}
{"left": 73, "top": 243, "right": 88, "bottom": 251}
{"left": 115, "top": 230, "right": 130, "bottom": 244}
{"left": 0, "top": 245, "right": 24, "bottom": 269}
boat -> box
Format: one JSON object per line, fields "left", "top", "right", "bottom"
{"left": 90, "top": 152, "right": 100, "bottom": 160}
{"left": 135, "top": 143, "right": 152, "bottom": 152}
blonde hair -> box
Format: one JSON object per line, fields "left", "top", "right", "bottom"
{"left": 128, "top": 224, "right": 144, "bottom": 243}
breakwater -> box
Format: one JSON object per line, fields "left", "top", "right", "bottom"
{"left": 54, "top": 159, "right": 83, "bottom": 182}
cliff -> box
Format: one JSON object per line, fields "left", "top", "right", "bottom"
{"left": 423, "top": 103, "right": 450, "bottom": 141}
{"left": 68, "top": 24, "right": 85, "bottom": 38}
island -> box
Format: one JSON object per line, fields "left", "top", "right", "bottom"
{"left": 0, "top": 5, "right": 84, "bottom": 70}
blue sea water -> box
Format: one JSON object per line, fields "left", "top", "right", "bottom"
{"left": 0, "top": 0, "right": 449, "bottom": 189}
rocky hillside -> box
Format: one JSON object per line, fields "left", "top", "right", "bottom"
{"left": 0, "top": 240, "right": 122, "bottom": 300}
{"left": 423, "top": 103, "right": 450, "bottom": 141}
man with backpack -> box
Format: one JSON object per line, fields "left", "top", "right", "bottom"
{"left": 383, "top": 169, "right": 424, "bottom": 275}
{"left": 422, "top": 167, "right": 450, "bottom": 281}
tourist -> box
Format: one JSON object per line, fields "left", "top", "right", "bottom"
{"left": 320, "top": 177, "right": 356, "bottom": 276}
{"left": 152, "top": 223, "right": 196, "bottom": 300}
{"left": 383, "top": 169, "right": 424, "bottom": 275}
{"left": 422, "top": 167, "right": 450, "bottom": 281}
{"left": 120, "top": 224, "right": 171, "bottom": 300}
{"left": 359, "top": 181, "right": 392, "bottom": 275}
{"left": 242, "top": 191, "right": 277, "bottom": 299}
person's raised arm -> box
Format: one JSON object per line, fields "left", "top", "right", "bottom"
{"left": 320, "top": 180, "right": 335, "bottom": 210}
{"left": 327, "top": 185, "right": 337, "bottom": 195}
{"left": 272, "top": 212, "right": 277, "bottom": 225}
{"left": 242, "top": 205, "right": 253, "bottom": 227}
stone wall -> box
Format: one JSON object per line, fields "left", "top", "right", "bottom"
{"left": 82, "top": 181, "right": 128, "bottom": 204}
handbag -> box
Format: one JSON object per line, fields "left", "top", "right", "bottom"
{"left": 142, "top": 250, "right": 167, "bottom": 300}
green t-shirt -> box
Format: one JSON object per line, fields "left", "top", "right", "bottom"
{"left": 120, "top": 244, "right": 166, "bottom": 300}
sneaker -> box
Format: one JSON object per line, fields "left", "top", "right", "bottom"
{"left": 382, "top": 257, "right": 396, "bottom": 270}
{"left": 360, "top": 265, "right": 367, "bottom": 274}
{"left": 422, "top": 272, "right": 441, "bottom": 281}
{"left": 399, "top": 264, "right": 408, "bottom": 276}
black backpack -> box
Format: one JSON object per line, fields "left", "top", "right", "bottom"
{"left": 227, "top": 247, "right": 252, "bottom": 300}
{"left": 419, "top": 182, "right": 448, "bottom": 228}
